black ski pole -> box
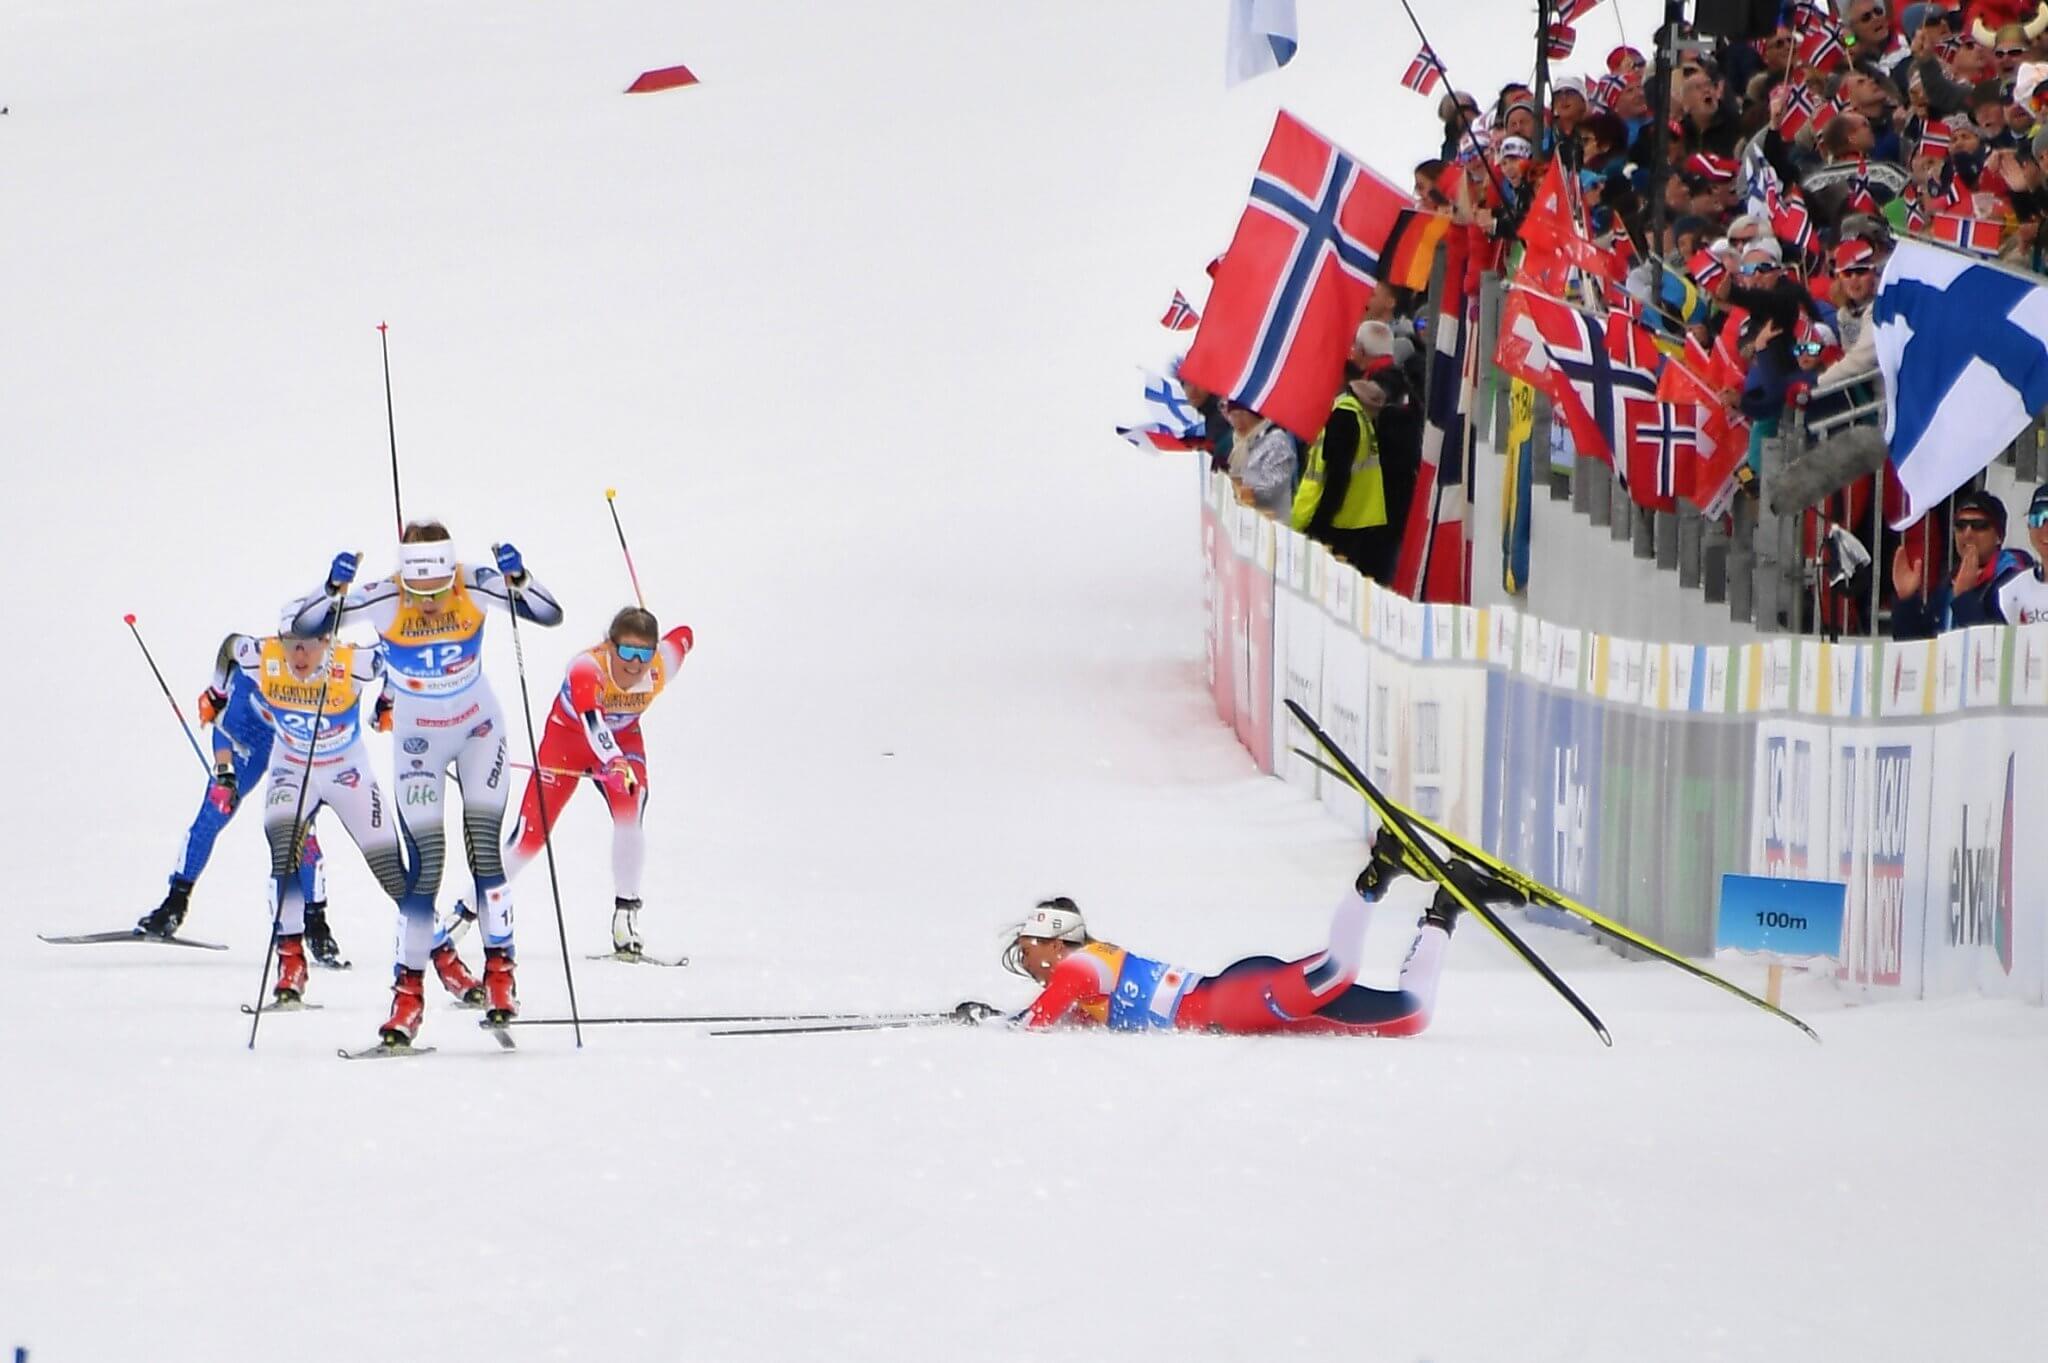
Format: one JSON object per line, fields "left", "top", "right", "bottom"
{"left": 707, "top": 1016, "right": 961, "bottom": 1038}
{"left": 248, "top": 592, "right": 347, "bottom": 1050}
{"left": 1290, "top": 745, "right": 1820, "bottom": 1042}
{"left": 499, "top": 551, "right": 584, "bottom": 1048}
{"left": 1285, "top": 700, "right": 1612, "bottom": 1046}
{"left": 124, "top": 614, "right": 211, "bottom": 776}
{"left": 377, "top": 322, "right": 405, "bottom": 538}
{"left": 502, "top": 1010, "right": 953, "bottom": 1029}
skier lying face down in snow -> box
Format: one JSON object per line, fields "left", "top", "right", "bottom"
{"left": 1003, "top": 833, "right": 1516, "bottom": 1036}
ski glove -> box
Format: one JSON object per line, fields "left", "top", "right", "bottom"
{"left": 207, "top": 764, "right": 240, "bottom": 816}
{"left": 197, "top": 687, "right": 230, "bottom": 726}
{"left": 328, "top": 550, "right": 360, "bottom": 591}
{"left": 951, "top": 1000, "right": 1004, "bottom": 1025}
{"left": 599, "top": 757, "right": 640, "bottom": 799}
{"left": 492, "top": 542, "right": 526, "bottom": 582}
{"left": 373, "top": 696, "right": 394, "bottom": 732}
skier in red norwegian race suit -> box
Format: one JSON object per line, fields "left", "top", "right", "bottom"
{"left": 1001, "top": 834, "right": 1512, "bottom": 1036}
{"left": 501, "top": 606, "right": 694, "bottom": 956}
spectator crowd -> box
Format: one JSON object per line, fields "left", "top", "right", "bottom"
{"left": 1184, "top": 0, "right": 2048, "bottom": 639}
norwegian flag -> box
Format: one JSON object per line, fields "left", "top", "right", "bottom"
{"left": 1401, "top": 45, "right": 1443, "bottom": 95}
{"left": 1686, "top": 247, "right": 1728, "bottom": 290}
{"left": 1932, "top": 212, "right": 2002, "bottom": 254}
{"left": 1795, "top": 21, "right": 1849, "bottom": 73}
{"left": 1558, "top": 0, "right": 1603, "bottom": 20}
{"left": 1841, "top": 159, "right": 1881, "bottom": 216}
{"left": 1495, "top": 285, "right": 1657, "bottom": 467}
{"left": 1547, "top": 22, "right": 1578, "bottom": 60}
{"left": 1180, "top": 111, "right": 1410, "bottom": 442}
{"left": 1925, "top": 165, "right": 1970, "bottom": 212}
{"left": 1160, "top": 290, "right": 1200, "bottom": 331}
{"left": 1590, "top": 73, "right": 1628, "bottom": 111}
{"left": 1767, "top": 183, "right": 1816, "bottom": 255}
{"left": 1901, "top": 184, "right": 1931, "bottom": 233}
{"left": 1918, "top": 119, "right": 1953, "bottom": 158}
{"left": 1787, "top": 2, "right": 1830, "bottom": 31}
{"left": 1621, "top": 396, "right": 1697, "bottom": 512}
{"left": 1777, "top": 83, "right": 1824, "bottom": 140}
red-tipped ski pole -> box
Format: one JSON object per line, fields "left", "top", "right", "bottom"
{"left": 125, "top": 614, "right": 211, "bottom": 776}
{"left": 604, "top": 488, "right": 647, "bottom": 609}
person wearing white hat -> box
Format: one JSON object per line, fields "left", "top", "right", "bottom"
{"left": 289, "top": 519, "right": 562, "bottom": 1048}
{"left": 998, "top": 835, "right": 1503, "bottom": 1036}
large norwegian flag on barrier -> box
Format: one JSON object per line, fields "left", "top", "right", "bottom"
{"left": 1181, "top": 111, "right": 1409, "bottom": 441}
{"left": 1394, "top": 223, "right": 1476, "bottom": 602}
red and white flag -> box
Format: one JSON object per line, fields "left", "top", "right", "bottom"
{"left": 1181, "top": 110, "right": 1409, "bottom": 441}
{"left": 1931, "top": 212, "right": 2002, "bottom": 255}
{"left": 1401, "top": 46, "right": 1442, "bottom": 96}
{"left": 1160, "top": 289, "right": 1200, "bottom": 330}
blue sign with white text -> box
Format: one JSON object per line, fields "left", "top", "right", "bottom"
{"left": 1717, "top": 875, "right": 1847, "bottom": 959}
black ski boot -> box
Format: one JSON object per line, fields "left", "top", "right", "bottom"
{"left": 1423, "top": 885, "right": 1463, "bottom": 934}
{"left": 137, "top": 880, "right": 192, "bottom": 938}
{"left": 1445, "top": 857, "right": 1524, "bottom": 907}
{"left": 1357, "top": 825, "right": 1430, "bottom": 898}
{"left": 303, "top": 901, "right": 346, "bottom": 968}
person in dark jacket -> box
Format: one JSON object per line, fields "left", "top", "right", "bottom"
{"left": 1890, "top": 490, "right": 2041, "bottom": 637}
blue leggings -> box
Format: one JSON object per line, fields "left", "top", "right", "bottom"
{"left": 171, "top": 740, "right": 322, "bottom": 901}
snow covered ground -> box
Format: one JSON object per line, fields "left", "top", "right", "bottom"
{"left": 4, "top": 2, "right": 2045, "bottom": 1360}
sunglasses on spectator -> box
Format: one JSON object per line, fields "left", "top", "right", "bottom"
{"left": 1796, "top": 340, "right": 1826, "bottom": 355}
{"left": 1999, "top": 47, "right": 2028, "bottom": 58}
{"left": 1954, "top": 517, "right": 1997, "bottom": 531}
{"left": 2029, "top": 507, "right": 2048, "bottom": 528}
{"left": 1739, "top": 261, "right": 1779, "bottom": 274}
{"left": 613, "top": 641, "right": 656, "bottom": 662}
{"left": 1839, "top": 264, "right": 1874, "bottom": 276}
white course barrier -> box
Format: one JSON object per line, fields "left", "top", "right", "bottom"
{"left": 1201, "top": 470, "right": 2048, "bottom": 1002}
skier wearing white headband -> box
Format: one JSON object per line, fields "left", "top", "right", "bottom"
{"left": 288, "top": 519, "right": 562, "bottom": 1050}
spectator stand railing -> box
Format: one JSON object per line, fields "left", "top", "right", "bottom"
{"left": 1472, "top": 269, "right": 2048, "bottom": 642}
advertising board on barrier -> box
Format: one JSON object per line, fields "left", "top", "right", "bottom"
{"left": 1202, "top": 485, "right": 1234, "bottom": 728}
{"left": 1481, "top": 671, "right": 1603, "bottom": 903}
{"left": 1830, "top": 729, "right": 1932, "bottom": 994}
{"left": 1921, "top": 722, "right": 2043, "bottom": 1003}
{"left": 1199, "top": 469, "right": 2048, "bottom": 1008}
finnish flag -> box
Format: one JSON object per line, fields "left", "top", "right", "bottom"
{"left": 1116, "top": 365, "right": 1207, "bottom": 451}
{"left": 1225, "top": 0, "right": 1298, "bottom": 88}
{"left": 1875, "top": 239, "right": 2048, "bottom": 526}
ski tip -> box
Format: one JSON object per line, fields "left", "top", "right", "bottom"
{"left": 1596, "top": 1026, "right": 1614, "bottom": 1047}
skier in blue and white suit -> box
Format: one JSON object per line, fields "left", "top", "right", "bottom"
{"left": 137, "top": 642, "right": 341, "bottom": 960}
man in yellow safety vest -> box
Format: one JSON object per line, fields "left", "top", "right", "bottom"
{"left": 1292, "top": 320, "right": 1395, "bottom": 576}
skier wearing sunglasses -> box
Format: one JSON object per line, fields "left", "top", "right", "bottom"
{"left": 501, "top": 606, "right": 694, "bottom": 958}
{"left": 288, "top": 520, "right": 562, "bottom": 1045}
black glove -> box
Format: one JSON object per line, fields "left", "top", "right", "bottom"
{"left": 951, "top": 1000, "right": 1003, "bottom": 1025}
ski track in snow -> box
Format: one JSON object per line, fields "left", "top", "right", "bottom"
{"left": 3, "top": 3, "right": 2045, "bottom": 1360}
